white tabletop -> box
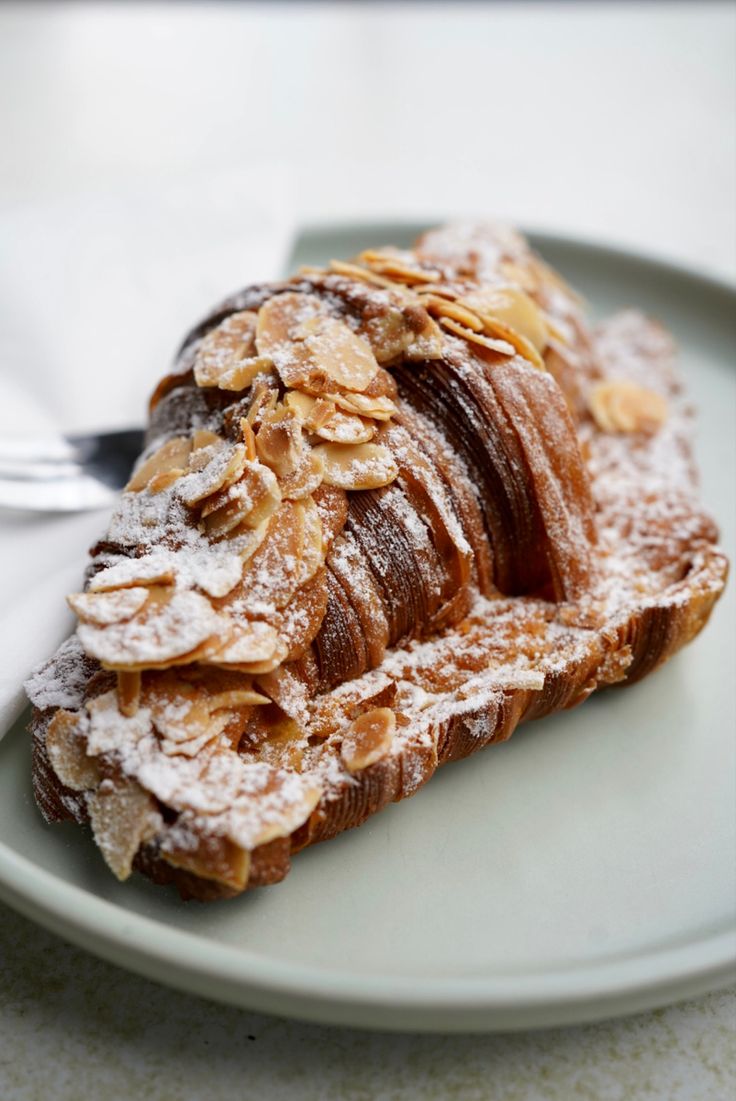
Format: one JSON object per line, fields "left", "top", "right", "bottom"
{"left": 0, "top": 3, "right": 734, "bottom": 1098}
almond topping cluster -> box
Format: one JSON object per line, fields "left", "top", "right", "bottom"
{"left": 327, "top": 248, "right": 552, "bottom": 370}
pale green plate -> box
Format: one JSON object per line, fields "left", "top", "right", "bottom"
{"left": 0, "top": 226, "right": 734, "bottom": 1031}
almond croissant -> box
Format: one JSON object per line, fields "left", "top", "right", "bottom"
{"left": 26, "top": 223, "right": 728, "bottom": 900}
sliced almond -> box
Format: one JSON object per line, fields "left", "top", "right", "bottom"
{"left": 328, "top": 258, "right": 396, "bottom": 288}
{"left": 305, "top": 397, "right": 337, "bottom": 432}
{"left": 461, "top": 285, "right": 549, "bottom": 353}
{"left": 255, "top": 407, "right": 305, "bottom": 479}
{"left": 252, "top": 782, "right": 322, "bottom": 847}
{"left": 78, "top": 588, "right": 222, "bottom": 670}
{"left": 311, "top": 408, "right": 376, "bottom": 445}
{"left": 283, "top": 390, "right": 317, "bottom": 422}
{"left": 240, "top": 418, "right": 257, "bottom": 461}
{"left": 290, "top": 392, "right": 375, "bottom": 444}
{"left": 88, "top": 776, "right": 162, "bottom": 881}
{"left": 117, "top": 670, "right": 141, "bottom": 717}
{"left": 177, "top": 443, "right": 247, "bottom": 507}
{"left": 89, "top": 559, "right": 176, "bottom": 593}
{"left": 160, "top": 829, "right": 251, "bottom": 892}
{"left": 340, "top": 707, "right": 395, "bottom": 773}
{"left": 68, "top": 587, "right": 149, "bottom": 626}
{"left": 405, "top": 314, "right": 445, "bottom": 361}
{"left": 255, "top": 292, "right": 326, "bottom": 357}
{"left": 245, "top": 376, "right": 280, "bottom": 427}
{"left": 279, "top": 449, "right": 325, "bottom": 501}
{"left": 589, "top": 380, "right": 668, "bottom": 434}
{"left": 207, "top": 687, "right": 271, "bottom": 710}
{"left": 438, "top": 316, "right": 516, "bottom": 357}
{"left": 194, "top": 310, "right": 259, "bottom": 387}
{"left": 296, "top": 496, "right": 325, "bottom": 586}
{"left": 357, "top": 249, "right": 440, "bottom": 285}
{"left": 192, "top": 428, "right": 223, "bottom": 451}
{"left": 202, "top": 462, "right": 282, "bottom": 537}
{"left": 203, "top": 356, "right": 274, "bottom": 392}
{"left": 46, "top": 709, "right": 100, "bottom": 791}
{"left": 296, "top": 315, "right": 379, "bottom": 392}
{"left": 325, "top": 391, "right": 398, "bottom": 421}
{"left": 204, "top": 619, "right": 281, "bottom": 666}
{"left": 222, "top": 638, "right": 290, "bottom": 676}
{"left": 415, "top": 283, "right": 460, "bottom": 301}
{"left": 423, "top": 294, "right": 485, "bottom": 332}
{"left": 313, "top": 441, "right": 398, "bottom": 491}
{"left": 147, "top": 469, "right": 186, "bottom": 494}
{"left": 126, "top": 437, "right": 192, "bottom": 493}
{"left": 145, "top": 674, "right": 212, "bottom": 738}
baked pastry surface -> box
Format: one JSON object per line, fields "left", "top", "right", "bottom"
{"left": 26, "top": 223, "right": 728, "bottom": 900}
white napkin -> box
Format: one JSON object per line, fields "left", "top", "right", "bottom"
{"left": 0, "top": 166, "right": 294, "bottom": 733}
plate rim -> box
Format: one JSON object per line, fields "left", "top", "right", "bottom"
{"left": 1, "top": 226, "right": 734, "bottom": 1031}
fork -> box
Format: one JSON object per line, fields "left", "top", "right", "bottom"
{"left": 0, "top": 428, "right": 145, "bottom": 511}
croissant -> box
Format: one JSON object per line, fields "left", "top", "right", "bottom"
{"left": 25, "top": 223, "right": 728, "bottom": 900}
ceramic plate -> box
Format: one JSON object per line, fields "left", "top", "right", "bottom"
{"left": 0, "top": 225, "right": 734, "bottom": 1031}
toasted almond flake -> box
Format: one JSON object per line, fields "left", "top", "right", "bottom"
{"left": 68, "top": 587, "right": 149, "bottom": 626}
{"left": 438, "top": 316, "right": 516, "bottom": 357}
{"left": 279, "top": 450, "right": 325, "bottom": 500}
{"left": 240, "top": 418, "right": 257, "bottom": 461}
{"left": 246, "top": 377, "right": 279, "bottom": 427}
{"left": 423, "top": 294, "right": 485, "bottom": 332}
{"left": 312, "top": 409, "right": 375, "bottom": 445}
{"left": 405, "top": 315, "right": 445, "bottom": 361}
{"left": 194, "top": 310, "right": 258, "bottom": 387}
{"left": 255, "top": 292, "right": 326, "bottom": 358}
{"left": 253, "top": 782, "right": 322, "bottom": 847}
{"left": 88, "top": 776, "right": 162, "bottom": 881}
{"left": 283, "top": 390, "right": 316, "bottom": 421}
{"left": 90, "top": 560, "right": 176, "bottom": 593}
{"left": 415, "top": 283, "right": 460, "bottom": 300}
{"left": 126, "top": 437, "right": 192, "bottom": 493}
{"left": 296, "top": 315, "right": 379, "bottom": 392}
{"left": 177, "top": 443, "right": 247, "bottom": 507}
{"left": 481, "top": 320, "right": 546, "bottom": 370}
{"left": 207, "top": 688, "right": 271, "bottom": 710}
{"left": 78, "top": 588, "right": 221, "bottom": 669}
{"left": 147, "top": 469, "right": 186, "bottom": 494}
{"left": 144, "top": 673, "right": 219, "bottom": 743}
{"left": 160, "top": 832, "right": 251, "bottom": 891}
{"left": 117, "top": 671, "right": 141, "bottom": 717}
{"left": 192, "top": 429, "right": 223, "bottom": 451}
{"left": 304, "top": 397, "right": 335, "bottom": 432}
{"left": 325, "top": 391, "right": 398, "bottom": 421}
{"left": 341, "top": 707, "right": 395, "bottom": 772}
{"left": 461, "top": 285, "right": 549, "bottom": 353}
{"left": 221, "top": 638, "right": 290, "bottom": 676}
{"left": 296, "top": 497, "right": 324, "bottom": 586}
{"left": 204, "top": 356, "right": 274, "bottom": 392}
{"left": 46, "top": 709, "right": 100, "bottom": 791}
{"left": 313, "top": 441, "right": 399, "bottom": 491}
{"left": 358, "top": 249, "right": 441, "bottom": 285}
{"left": 256, "top": 407, "right": 305, "bottom": 479}
{"left": 328, "top": 258, "right": 396, "bottom": 288}
{"left": 589, "top": 380, "right": 668, "bottom": 433}
{"left": 201, "top": 460, "right": 281, "bottom": 535}
{"left": 204, "top": 619, "right": 280, "bottom": 665}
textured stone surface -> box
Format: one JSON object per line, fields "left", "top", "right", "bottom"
{"left": 1, "top": 902, "right": 734, "bottom": 1101}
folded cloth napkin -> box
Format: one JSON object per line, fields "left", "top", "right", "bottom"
{"left": 0, "top": 166, "right": 294, "bottom": 735}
